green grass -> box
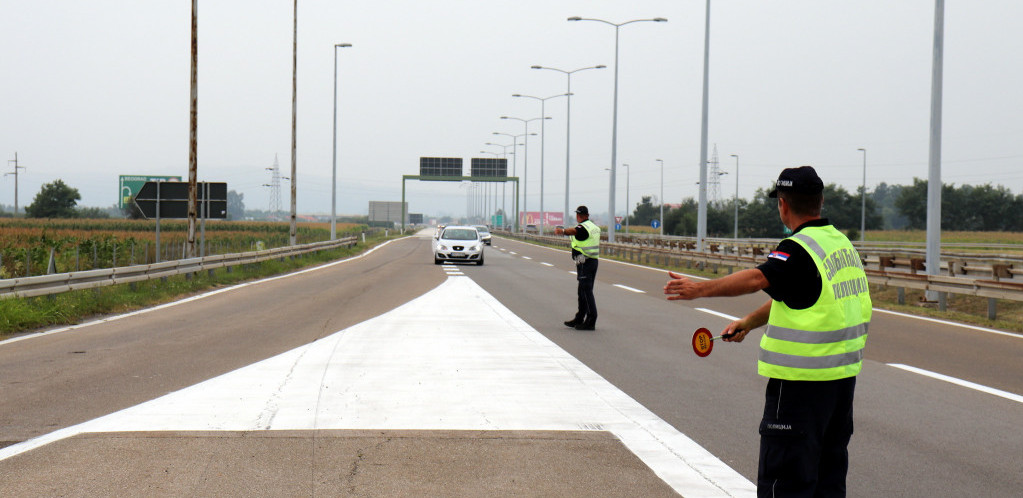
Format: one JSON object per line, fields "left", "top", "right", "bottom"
{"left": 0, "top": 232, "right": 400, "bottom": 338}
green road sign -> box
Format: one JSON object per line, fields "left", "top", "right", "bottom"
{"left": 119, "top": 175, "right": 181, "bottom": 209}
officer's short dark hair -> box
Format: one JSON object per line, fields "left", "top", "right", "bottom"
{"left": 779, "top": 190, "right": 823, "bottom": 217}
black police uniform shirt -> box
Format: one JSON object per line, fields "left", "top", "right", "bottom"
{"left": 756, "top": 219, "right": 832, "bottom": 310}
{"left": 569, "top": 223, "right": 590, "bottom": 258}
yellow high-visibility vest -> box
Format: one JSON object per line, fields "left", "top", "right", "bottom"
{"left": 759, "top": 225, "right": 872, "bottom": 381}
{"left": 570, "top": 220, "right": 601, "bottom": 259}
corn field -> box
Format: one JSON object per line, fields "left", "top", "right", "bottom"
{"left": 0, "top": 219, "right": 367, "bottom": 278}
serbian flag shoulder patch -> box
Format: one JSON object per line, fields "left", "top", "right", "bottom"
{"left": 768, "top": 251, "right": 790, "bottom": 262}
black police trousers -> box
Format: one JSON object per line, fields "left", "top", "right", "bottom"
{"left": 758, "top": 376, "right": 856, "bottom": 498}
{"left": 574, "top": 257, "right": 598, "bottom": 325}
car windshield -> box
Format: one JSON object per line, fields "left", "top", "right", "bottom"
{"left": 442, "top": 228, "right": 478, "bottom": 241}
{"left": 474, "top": 226, "right": 490, "bottom": 234}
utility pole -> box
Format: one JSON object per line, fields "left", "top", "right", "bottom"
{"left": 186, "top": 0, "right": 199, "bottom": 258}
{"left": 5, "top": 152, "right": 26, "bottom": 216}
{"left": 289, "top": 0, "right": 299, "bottom": 246}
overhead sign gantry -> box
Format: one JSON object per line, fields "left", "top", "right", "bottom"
{"left": 402, "top": 157, "right": 519, "bottom": 231}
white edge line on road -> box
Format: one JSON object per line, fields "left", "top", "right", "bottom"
{"left": 496, "top": 236, "right": 711, "bottom": 281}
{"left": 522, "top": 256, "right": 532, "bottom": 260}
{"left": 887, "top": 363, "right": 1023, "bottom": 404}
{"left": 613, "top": 284, "right": 645, "bottom": 294}
{"left": 497, "top": 237, "right": 1023, "bottom": 339}
{"left": 0, "top": 237, "right": 408, "bottom": 348}
{"left": 872, "top": 308, "right": 1022, "bottom": 339}
{"left": 540, "top": 262, "right": 554, "bottom": 267}
{"left": 695, "top": 308, "right": 740, "bottom": 322}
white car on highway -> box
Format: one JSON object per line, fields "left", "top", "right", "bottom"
{"left": 433, "top": 225, "right": 485, "bottom": 265}
{"left": 474, "top": 225, "right": 492, "bottom": 245}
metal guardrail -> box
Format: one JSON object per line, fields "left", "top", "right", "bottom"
{"left": 0, "top": 236, "right": 359, "bottom": 300}
{"left": 497, "top": 231, "right": 1023, "bottom": 318}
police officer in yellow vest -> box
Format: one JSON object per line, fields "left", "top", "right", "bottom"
{"left": 664, "top": 166, "right": 870, "bottom": 497}
{"left": 556, "top": 205, "right": 601, "bottom": 330}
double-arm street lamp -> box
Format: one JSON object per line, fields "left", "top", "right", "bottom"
{"left": 656, "top": 159, "right": 664, "bottom": 235}
{"left": 486, "top": 141, "right": 520, "bottom": 225}
{"left": 568, "top": 16, "right": 666, "bottom": 242}
{"left": 622, "top": 163, "right": 630, "bottom": 233}
{"left": 513, "top": 93, "right": 570, "bottom": 234}
{"left": 331, "top": 42, "right": 352, "bottom": 240}
{"left": 531, "top": 65, "right": 606, "bottom": 225}
{"left": 857, "top": 147, "right": 867, "bottom": 242}
{"left": 501, "top": 115, "right": 551, "bottom": 232}
{"left": 494, "top": 131, "right": 534, "bottom": 231}
{"left": 730, "top": 154, "right": 739, "bottom": 239}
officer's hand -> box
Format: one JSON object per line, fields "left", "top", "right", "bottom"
{"left": 555, "top": 227, "right": 564, "bottom": 235}
{"left": 721, "top": 320, "right": 751, "bottom": 343}
{"left": 664, "top": 271, "right": 701, "bottom": 300}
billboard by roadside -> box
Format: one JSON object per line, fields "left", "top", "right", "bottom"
{"left": 519, "top": 211, "right": 564, "bottom": 227}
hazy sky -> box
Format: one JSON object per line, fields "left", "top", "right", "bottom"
{"left": 2, "top": 1, "right": 1021, "bottom": 222}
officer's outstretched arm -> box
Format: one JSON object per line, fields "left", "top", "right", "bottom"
{"left": 665, "top": 269, "right": 768, "bottom": 300}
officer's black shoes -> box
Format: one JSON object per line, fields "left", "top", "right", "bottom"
{"left": 564, "top": 319, "right": 581, "bottom": 327}
{"left": 574, "top": 323, "right": 595, "bottom": 331}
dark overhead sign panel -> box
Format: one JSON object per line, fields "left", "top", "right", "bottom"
{"left": 419, "top": 157, "right": 463, "bottom": 177}
{"left": 470, "top": 158, "right": 507, "bottom": 178}
{"left": 134, "top": 181, "right": 227, "bottom": 219}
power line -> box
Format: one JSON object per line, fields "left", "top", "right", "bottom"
{"left": 5, "top": 152, "right": 26, "bottom": 215}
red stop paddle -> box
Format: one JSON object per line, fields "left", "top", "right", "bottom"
{"left": 691, "top": 327, "right": 735, "bottom": 357}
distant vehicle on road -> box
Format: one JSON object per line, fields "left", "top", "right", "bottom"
{"left": 433, "top": 225, "right": 485, "bottom": 265}
{"left": 525, "top": 224, "right": 539, "bottom": 234}
{"left": 474, "top": 225, "right": 492, "bottom": 245}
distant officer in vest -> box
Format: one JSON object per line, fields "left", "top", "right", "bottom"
{"left": 663, "top": 166, "right": 871, "bottom": 497}
{"left": 555, "top": 205, "right": 601, "bottom": 330}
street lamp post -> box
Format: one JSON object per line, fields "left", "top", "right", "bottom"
{"left": 568, "top": 16, "right": 666, "bottom": 243}
{"left": 494, "top": 131, "right": 535, "bottom": 231}
{"left": 513, "top": 93, "right": 569, "bottom": 234}
{"left": 531, "top": 64, "right": 606, "bottom": 225}
{"left": 857, "top": 147, "right": 867, "bottom": 242}
{"left": 487, "top": 141, "right": 520, "bottom": 227}
{"left": 730, "top": 154, "right": 739, "bottom": 239}
{"left": 656, "top": 159, "right": 664, "bottom": 235}
{"left": 622, "top": 163, "right": 630, "bottom": 233}
{"left": 502, "top": 115, "right": 551, "bottom": 232}
{"left": 331, "top": 43, "right": 352, "bottom": 240}
{"left": 480, "top": 149, "right": 504, "bottom": 224}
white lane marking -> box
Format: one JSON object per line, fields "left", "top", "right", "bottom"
{"left": 873, "top": 309, "right": 1022, "bottom": 340}
{"left": 613, "top": 284, "right": 645, "bottom": 294}
{"left": 569, "top": 271, "right": 577, "bottom": 275}
{"left": 541, "top": 262, "right": 554, "bottom": 267}
{"left": 0, "top": 277, "right": 754, "bottom": 496}
{"left": 522, "top": 256, "right": 532, "bottom": 260}
{"left": 888, "top": 364, "right": 1023, "bottom": 404}
{"left": 696, "top": 308, "right": 741, "bottom": 321}
{"left": 509, "top": 251, "right": 517, "bottom": 255}
{"left": 501, "top": 238, "right": 1022, "bottom": 339}
{"left": 0, "top": 238, "right": 407, "bottom": 348}
{"left": 500, "top": 238, "right": 712, "bottom": 281}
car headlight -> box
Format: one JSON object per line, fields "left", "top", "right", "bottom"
{"left": 439, "top": 245, "right": 448, "bottom": 250}
{"left": 469, "top": 246, "right": 478, "bottom": 251}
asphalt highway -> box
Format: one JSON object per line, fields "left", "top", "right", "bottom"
{"left": 458, "top": 235, "right": 1023, "bottom": 496}
{"left": 1, "top": 231, "right": 1020, "bottom": 496}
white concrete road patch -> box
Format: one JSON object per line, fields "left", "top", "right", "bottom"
{"left": 0, "top": 277, "right": 754, "bottom": 496}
